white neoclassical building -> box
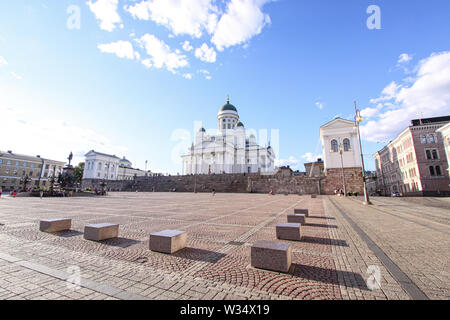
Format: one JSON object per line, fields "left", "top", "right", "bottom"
{"left": 181, "top": 98, "right": 275, "bottom": 175}
{"left": 319, "top": 118, "right": 362, "bottom": 170}
{"left": 82, "top": 150, "right": 121, "bottom": 180}
{"left": 83, "top": 151, "right": 149, "bottom": 181}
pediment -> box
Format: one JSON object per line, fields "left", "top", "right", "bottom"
{"left": 320, "top": 118, "right": 355, "bottom": 129}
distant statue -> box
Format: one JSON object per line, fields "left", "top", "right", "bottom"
{"left": 68, "top": 152, "right": 73, "bottom": 166}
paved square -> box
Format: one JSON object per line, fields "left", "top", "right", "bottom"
{"left": 0, "top": 193, "right": 448, "bottom": 300}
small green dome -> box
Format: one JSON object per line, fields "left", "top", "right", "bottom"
{"left": 236, "top": 122, "right": 244, "bottom": 127}
{"left": 199, "top": 127, "right": 206, "bottom": 132}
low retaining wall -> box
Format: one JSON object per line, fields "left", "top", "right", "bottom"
{"left": 82, "top": 167, "right": 364, "bottom": 195}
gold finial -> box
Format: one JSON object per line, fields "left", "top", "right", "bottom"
{"left": 227, "top": 94, "right": 230, "bottom": 103}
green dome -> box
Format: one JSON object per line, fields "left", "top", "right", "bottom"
{"left": 219, "top": 103, "right": 237, "bottom": 112}
{"left": 236, "top": 122, "right": 244, "bottom": 127}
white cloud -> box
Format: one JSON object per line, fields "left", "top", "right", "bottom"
{"left": 182, "top": 40, "right": 193, "bottom": 52}
{"left": 205, "top": 75, "right": 212, "bottom": 80}
{"left": 361, "top": 51, "right": 450, "bottom": 143}
{"left": 98, "top": 40, "right": 139, "bottom": 59}
{"left": 275, "top": 156, "right": 301, "bottom": 168}
{"left": 301, "top": 152, "right": 323, "bottom": 163}
{"left": 211, "top": 0, "right": 272, "bottom": 51}
{"left": 135, "top": 34, "right": 188, "bottom": 73}
{"left": 197, "top": 69, "right": 210, "bottom": 74}
{"left": 195, "top": 43, "right": 216, "bottom": 63}
{"left": 0, "top": 56, "right": 7, "bottom": 67}
{"left": 369, "top": 81, "right": 400, "bottom": 104}
{"left": 87, "top": 0, "right": 121, "bottom": 32}
{"left": 398, "top": 53, "right": 412, "bottom": 64}
{"left": 125, "top": 0, "right": 218, "bottom": 38}
{"left": 315, "top": 102, "right": 324, "bottom": 110}
{"left": 183, "top": 73, "right": 193, "bottom": 79}
{"left": 0, "top": 105, "right": 127, "bottom": 166}
{"left": 11, "top": 72, "right": 22, "bottom": 80}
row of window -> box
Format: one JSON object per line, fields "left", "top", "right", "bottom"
{"left": 330, "top": 139, "right": 351, "bottom": 153}
{"left": 429, "top": 166, "right": 443, "bottom": 176}
{"left": 0, "top": 159, "right": 42, "bottom": 168}
{"left": 420, "top": 134, "right": 437, "bottom": 144}
{"left": 86, "top": 161, "right": 116, "bottom": 171}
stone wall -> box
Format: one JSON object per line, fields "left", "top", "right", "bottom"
{"left": 321, "top": 167, "right": 364, "bottom": 194}
{"left": 82, "top": 168, "right": 363, "bottom": 195}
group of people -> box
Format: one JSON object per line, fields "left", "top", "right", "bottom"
{"left": 0, "top": 188, "right": 17, "bottom": 198}
{"left": 334, "top": 188, "right": 345, "bottom": 196}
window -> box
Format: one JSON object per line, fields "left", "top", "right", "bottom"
{"left": 429, "top": 166, "right": 435, "bottom": 176}
{"left": 435, "top": 166, "right": 442, "bottom": 176}
{"left": 343, "top": 138, "right": 351, "bottom": 151}
{"left": 427, "top": 134, "right": 436, "bottom": 144}
{"left": 0, "top": 159, "right": 2, "bottom": 164}
{"left": 98, "top": 162, "right": 102, "bottom": 170}
{"left": 420, "top": 135, "right": 427, "bottom": 144}
{"left": 426, "top": 150, "right": 432, "bottom": 160}
{"left": 432, "top": 150, "right": 438, "bottom": 159}
{"left": 7, "top": 160, "right": 11, "bottom": 165}
{"left": 331, "top": 140, "right": 338, "bottom": 152}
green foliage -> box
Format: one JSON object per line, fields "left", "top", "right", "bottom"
{"left": 74, "top": 162, "right": 84, "bottom": 183}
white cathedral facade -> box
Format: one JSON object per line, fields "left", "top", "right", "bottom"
{"left": 181, "top": 98, "right": 275, "bottom": 175}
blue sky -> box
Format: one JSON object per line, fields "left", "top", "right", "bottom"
{"left": 1, "top": 0, "right": 449, "bottom": 173}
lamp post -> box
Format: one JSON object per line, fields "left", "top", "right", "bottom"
{"left": 354, "top": 101, "right": 372, "bottom": 205}
{"left": 338, "top": 139, "right": 347, "bottom": 196}
{"left": 145, "top": 160, "right": 148, "bottom": 176}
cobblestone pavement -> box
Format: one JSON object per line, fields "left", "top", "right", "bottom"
{"left": 0, "top": 193, "right": 447, "bottom": 300}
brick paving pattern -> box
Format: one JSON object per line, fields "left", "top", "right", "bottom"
{"left": 0, "top": 193, "right": 448, "bottom": 300}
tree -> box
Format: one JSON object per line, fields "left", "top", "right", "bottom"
{"left": 74, "top": 162, "right": 84, "bottom": 183}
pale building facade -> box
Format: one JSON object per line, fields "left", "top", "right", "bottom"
{"left": 181, "top": 98, "right": 275, "bottom": 175}
{"left": 320, "top": 118, "right": 362, "bottom": 170}
{"left": 436, "top": 122, "right": 450, "bottom": 178}
{"left": 82, "top": 150, "right": 120, "bottom": 180}
{"left": 374, "top": 116, "right": 450, "bottom": 196}
{"left": 0, "top": 150, "right": 65, "bottom": 191}
{"left": 117, "top": 157, "right": 150, "bottom": 180}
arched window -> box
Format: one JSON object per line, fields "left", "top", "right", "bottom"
{"left": 343, "top": 138, "right": 351, "bottom": 151}
{"left": 331, "top": 140, "right": 338, "bottom": 152}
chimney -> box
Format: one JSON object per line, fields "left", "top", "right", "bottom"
{"left": 7, "top": 150, "right": 12, "bottom": 153}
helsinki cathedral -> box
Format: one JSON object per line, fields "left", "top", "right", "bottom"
{"left": 181, "top": 97, "right": 275, "bottom": 175}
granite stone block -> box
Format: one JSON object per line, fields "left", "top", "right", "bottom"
{"left": 84, "top": 223, "right": 119, "bottom": 241}
{"left": 287, "top": 213, "right": 306, "bottom": 224}
{"left": 251, "top": 240, "right": 292, "bottom": 273}
{"left": 149, "top": 230, "right": 187, "bottom": 254}
{"left": 276, "top": 222, "right": 302, "bottom": 241}
{"left": 39, "top": 218, "right": 72, "bottom": 233}
{"left": 294, "top": 208, "right": 309, "bottom": 216}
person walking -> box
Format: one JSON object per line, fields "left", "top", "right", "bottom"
{"left": 40, "top": 189, "right": 44, "bottom": 199}
{"left": 0, "top": 187, "right": 2, "bottom": 199}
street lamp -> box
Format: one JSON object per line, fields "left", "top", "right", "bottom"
{"left": 354, "top": 101, "right": 372, "bottom": 205}
{"left": 338, "top": 139, "right": 347, "bottom": 196}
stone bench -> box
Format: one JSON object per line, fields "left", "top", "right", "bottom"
{"left": 84, "top": 223, "right": 119, "bottom": 241}
{"left": 287, "top": 213, "right": 306, "bottom": 224}
{"left": 251, "top": 240, "right": 292, "bottom": 273}
{"left": 276, "top": 222, "right": 302, "bottom": 241}
{"left": 311, "top": 194, "right": 317, "bottom": 198}
{"left": 39, "top": 218, "right": 71, "bottom": 233}
{"left": 150, "top": 230, "right": 187, "bottom": 254}
{"left": 294, "top": 208, "right": 309, "bottom": 216}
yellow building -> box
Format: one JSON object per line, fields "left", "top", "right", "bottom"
{"left": 0, "top": 150, "right": 65, "bottom": 191}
